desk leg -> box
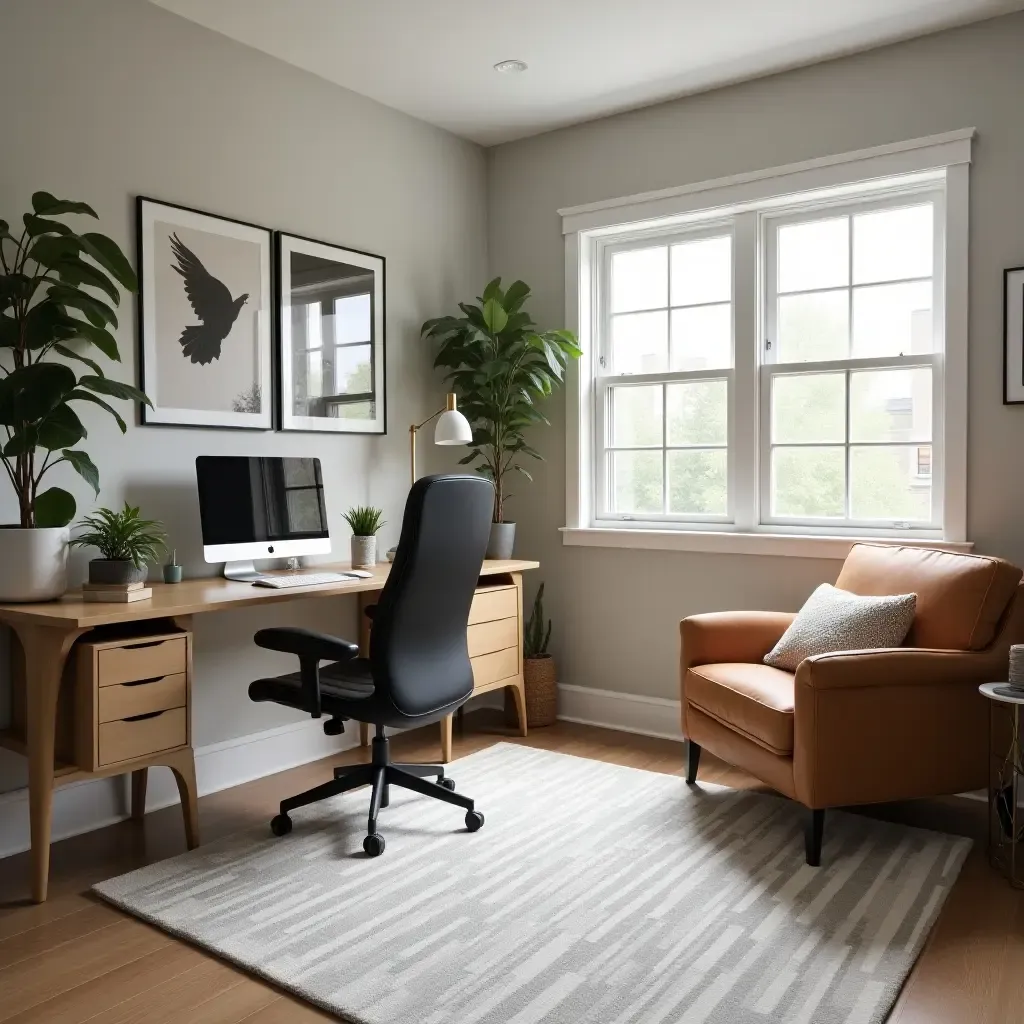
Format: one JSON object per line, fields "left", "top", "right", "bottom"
{"left": 440, "top": 715, "right": 453, "bottom": 763}
{"left": 131, "top": 769, "right": 148, "bottom": 822}
{"left": 15, "top": 623, "right": 85, "bottom": 904}
{"left": 164, "top": 747, "right": 199, "bottom": 849}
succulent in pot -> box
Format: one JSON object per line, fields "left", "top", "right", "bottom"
{"left": 70, "top": 503, "right": 166, "bottom": 585}
{"left": 342, "top": 505, "right": 385, "bottom": 569}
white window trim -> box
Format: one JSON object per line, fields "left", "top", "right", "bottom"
{"left": 563, "top": 129, "right": 973, "bottom": 558}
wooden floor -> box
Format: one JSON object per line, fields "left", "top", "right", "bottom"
{"left": 0, "top": 712, "right": 1021, "bottom": 1024}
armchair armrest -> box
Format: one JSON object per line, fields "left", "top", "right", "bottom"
{"left": 681, "top": 611, "right": 795, "bottom": 670}
{"left": 796, "top": 646, "right": 1004, "bottom": 690}
{"left": 253, "top": 627, "right": 359, "bottom": 719}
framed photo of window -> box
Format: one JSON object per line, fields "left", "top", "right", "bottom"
{"left": 137, "top": 197, "right": 273, "bottom": 429}
{"left": 1004, "top": 265, "right": 1024, "bottom": 405}
{"left": 275, "top": 232, "right": 386, "bottom": 433}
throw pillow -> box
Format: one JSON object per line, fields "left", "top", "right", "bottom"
{"left": 764, "top": 583, "right": 916, "bottom": 672}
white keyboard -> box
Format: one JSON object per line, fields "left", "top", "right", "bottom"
{"left": 252, "top": 572, "right": 357, "bottom": 589}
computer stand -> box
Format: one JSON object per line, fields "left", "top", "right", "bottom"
{"left": 223, "top": 560, "right": 264, "bottom": 582}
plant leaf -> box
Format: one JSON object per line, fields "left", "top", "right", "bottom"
{"left": 31, "top": 192, "right": 97, "bottom": 218}
{"left": 8, "top": 362, "right": 77, "bottom": 421}
{"left": 47, "top": 283, "right": 117, "bottom": 328}
{"left": 28, "top": 235, "right": 81, "bottom": 268}
{"left": 79, "top": 233, "right": 138, "bottom": 292}
{"left": 66, "top": 389, "right": 127, "bottom": 432}
{"left": 77, "top": 375, "right": 152, "bottom": 408}
{"left": 34, "top": 486, "right": 77, "bottom": 528}
{"left": 61, "top": 449, "right": 100, "bottom": 496}
{"left": 502, "top": 280, "right": 531, "bottom": 314}
{"left": 53, "top": 343, "right": 105, "bottom": 377}
{"left": 481, "top": 278, "right": 504, "bottom": 303}
{"left": 55, "top": 256, "right": 120, "bottom": 304}
{"left": 482, "top": 298, "right": 508, "bottom": 334}
{"left": 64, "top": 319, "right": 121, "bottom": 361}
{"left": 37, "top": 403, "right": 87, "bottom": 450}
{"left": 23, "top": 213, "right": 73, "bottom": 237}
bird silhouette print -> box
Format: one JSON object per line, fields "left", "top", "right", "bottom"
{"left": 169, "top": 233, "right": 249, "bottom": 365}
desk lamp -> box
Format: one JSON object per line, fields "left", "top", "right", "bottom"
{"left": 409, "top": 393, "right": 472, "bottom": 483}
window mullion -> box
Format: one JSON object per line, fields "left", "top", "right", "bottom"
{"left": 732, "top": 212, "right": 759, "bottom": 530}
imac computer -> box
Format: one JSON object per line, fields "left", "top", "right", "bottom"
{"left": 196, "top": 455, "right": 334, "bottom": 581}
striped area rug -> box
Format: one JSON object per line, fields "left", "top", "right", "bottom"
{"left": 94, "top": 743, "right": 969, "bottom": 1024}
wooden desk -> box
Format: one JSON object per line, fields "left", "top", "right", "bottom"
{"left": 0, "top": 558, "right": 537, "bottom": 902}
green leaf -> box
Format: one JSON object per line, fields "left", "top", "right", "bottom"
{"left": 23, "top": 213, "right": 73, "bottom": 237}
{"left": 53, "top": 343, "right": 105, "bottom": 377}
{"left": 79, "top": 233, "right": 138, "bottom": 292}
{"left": 37, "top": 403, "right": 86, "bottom": 450}
{"left": 8, "top": 361, "right": 77, "bottom": 421}
{"left": 31, "top": 192, "right": 97, "bottom": 218}
{"left": 502, "top": 280, "right": 531, "bottom": 314}
{"left": 482, "top": 298, "right": 508, "bottom": 334}
{"left": 481, "top": 278, "right": 504, "bottom": 303}
{"left": 55, "top": 256, "right": 119, "bottom": 304}
{"left": 66, "top": 389, "right": 127, "bottom": 432}
{"left": 0, "top": 315, "right": 17, "bottom": 347}
{"left": 48, "top": 283, "right": 117, "bottom": 329}
{"left": 0, "top": 273, "right": 35, "bottom": 311}
{"left": 61, "top": 449, "right": 100, "bottom": 496}
{"left": 77, "top": 374, "right": 152, "bottom": 408}
{"left": 64, "top": 319, "right": 121, "bottom": 361}
{"left": 22, "top": 301, "right": 77, "bottom": 349}
{"left": 0, "top": 220, "right": 10, "bottom": 240}
{"left": 3, "top": 427, "right": 37, "bottom": 457}
{"left": 34, "top": 486, "right": 77, "bottom": 528}
{"left": 28, "top": 235, "right": 80, "bottom": 268}
{"left": 512, "top": 465, "right": 534, "bottom": 481}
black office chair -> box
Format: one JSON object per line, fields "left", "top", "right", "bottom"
{"left": 247, "top": 473, "right": 493, "bottom": 857}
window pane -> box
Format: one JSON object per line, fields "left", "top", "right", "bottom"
{"left": 853, "top": 204, "right": 933, "bottom": 285}
{"left": 778, "top": 217, "right": 849, "bottom": 293}
{"left": 611, "top": 310, "right": 668, "bottom": 374}
{"left": 771, "top": 447, "right": 845, "bottom": 518}
{"left": 611, "top": 246, "right": 667, "bottom": 313}
{"left": 670, "top": 236, "right": 731, "bottom": 306}
{"left": 333, "top": 293, "right": 372, "bottom": 343}
{"left": 611, "top": 384, "right": 663, "bottom": 447}
{"left": 776, "top": 290, "right": 849, "bottom": 363}
{"left": 668, "top": 450, "right": 727, "bottom": 515}
{"left": 611, "top": 450, "right": 662, "bottom": 515}
{"left": 667, "top": 380, "right": 727, "bottom": 446}
{"left": 850, "top": 368, "right": 931, "bottom": 443}
{"left": 772, "top": 373, "right": 846, "bottom": 444}
{"left": 850, "top": 446, "right": 931, "bottom": 522}
{"left": 852, "top": 281, "right": 933, "bottom": 357}
{"left": 670, "top": 305, "right": 731, "bottom": 370}
{"left": 334, "top": 343, "right": 372, "bottom": 395}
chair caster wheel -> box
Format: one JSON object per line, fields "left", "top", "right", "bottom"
{"left": 270, "top": 814, "right": 292, "bottom": 837}
{"left": 363, "top": 833, "right": 385, "bottom": 857}
{"left": 440, "top": 777, "right": 456, "bottom": 791}
{"left": 465, "top": 810, "right": 484, "bottom": 832}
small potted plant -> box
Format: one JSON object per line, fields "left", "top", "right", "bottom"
{"left": 508, "top": 582, "right": 558, "bottom": 728}
{"left": 342, "top": 506, "right": 385, "bottom": 569}
{"left": 70, "top": 503, "right": 167, "bottom": 585}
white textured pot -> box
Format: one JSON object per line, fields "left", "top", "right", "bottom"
{"left": 351, "top": 535, "right": 377, "bottom": 569}
{"left": 0, "top": 526, "right": 70, "bottom": 602}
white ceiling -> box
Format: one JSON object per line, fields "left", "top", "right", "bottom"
{"left": 147, "top": 0, "right": 1023, "bottom": 145}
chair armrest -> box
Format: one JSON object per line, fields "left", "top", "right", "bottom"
{"left": 796, "top": 647, "right": 1004, "bottom": 690}
{"left": 681, "top": 611, "right": 795, "bottom": 670}
{"left": 254, "top": 627, "right": 359, "bottom": 662}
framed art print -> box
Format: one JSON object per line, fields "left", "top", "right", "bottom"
{"left": 276, "top": 232, "right": 386, "bottom": 434}
{"left": 137, "top": 197, "right": 273, "bottom": 428}
{"left": 1005, "top": 266, "right": 1024, "bottom": 404}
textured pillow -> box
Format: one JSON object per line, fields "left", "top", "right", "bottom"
{"left": 764, "top": 584, "right": 917, "bottom": 672}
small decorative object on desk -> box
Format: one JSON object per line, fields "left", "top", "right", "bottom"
{"left": 82, "top": 582, "right": 152, "bottom": 603}
{"left": 1009, "top": 644, "right": 1024, "bottom": 688}
{"left": 71, "top": 503, "right": 166, "bottom": 586}
{"left": 342, "top": 506, "right": 385, "bottom": 569}
{"left": 163, "top": 549, "right": 183, "bottom": 584}
{"left": 508, "top": 582, "right": 557, "bottom": 729}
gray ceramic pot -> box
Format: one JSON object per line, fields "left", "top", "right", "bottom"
{"left": 88, "top": 559, "right": 148, "bottom": 586}
{"left": 486, "top": 521, "right": 516, "bottom": 560}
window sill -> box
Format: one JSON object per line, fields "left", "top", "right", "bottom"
{"left": 560, "top": 527, "right": 973, "bottom": 560}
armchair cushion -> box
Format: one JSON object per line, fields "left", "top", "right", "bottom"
{"left": 836, "top": 543, "right": 1022, "bottom": 651}
{"left": 686, "top": 663, "right": 795, "bottom": 755}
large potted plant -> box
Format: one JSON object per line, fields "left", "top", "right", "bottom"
{"left": 0, "top": 192, "right": 150, "bottom": 601}
{"left": 422, "top": 278, "right": 581, "bottom": 558}
{"left": 70, "top": 503, "right": 166, "bottom": 585}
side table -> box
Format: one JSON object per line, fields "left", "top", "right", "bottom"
{"left": 980, "top": 682, "right": 1024, "bottom": 888}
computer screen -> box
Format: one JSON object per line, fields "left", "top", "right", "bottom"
{"left": 195, "top": 456, "right": 331, "bottom": 562}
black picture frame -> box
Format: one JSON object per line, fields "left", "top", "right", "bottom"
{"left": 1004, "top": 265, "right": 1024, "bottom": 405}
{"left": 136, "top": 196, "right": 274, "bottom": 429}
{"left": 274, "top": 231, "right": 387, "bottom": 435}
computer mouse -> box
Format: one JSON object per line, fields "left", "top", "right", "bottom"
{"left": 348, "top": 569, "right": 374, "bottom": 578}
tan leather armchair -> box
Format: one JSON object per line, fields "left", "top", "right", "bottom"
{"left": 680, "top": 543, "right": 1024, "bottom": 865}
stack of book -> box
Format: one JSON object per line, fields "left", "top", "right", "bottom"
{"left": 82, "top": 581, "right": 153, "bottom": 603}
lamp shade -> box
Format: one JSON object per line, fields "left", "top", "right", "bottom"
{"left": 434, "top": 408, "right": 473, "bottom": 445}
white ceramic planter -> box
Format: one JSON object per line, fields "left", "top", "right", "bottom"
{"left": 0, "top": 526, "right": 70, "bottom": 602}
{"left": 351, "top": 535, "right": 377, "bottom": 569}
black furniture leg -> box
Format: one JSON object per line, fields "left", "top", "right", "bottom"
{"left": 686, "top": 740, "right": 702, "bottom": 785}
{"left": 389, "top": 767, "right": 474, "bottom": 811}
{"left": 806, "top": 809, "right": 825, "bottom": 866}
{"left": 280, "top": 764, "right": 375, "bottom": 816}
{"left": 367, "top": 767, "right": 386, "bottom": 834}
{"left": 393, "top": 762, "right": 445, "bottom": 780}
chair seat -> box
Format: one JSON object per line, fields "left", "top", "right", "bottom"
{"left": 686, "top": 662, "right": 795, "bottom": 755}
{"left": 249, "top": 659, "right": 375, "bottom": 714}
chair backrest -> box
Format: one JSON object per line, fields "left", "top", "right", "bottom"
{"left": 835, "top": 543, "right": 1023, "bottom": 651}
{"left": 370, "top": 474, "right": 494, "bottom": 717}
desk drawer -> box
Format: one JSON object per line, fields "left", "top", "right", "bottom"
{"left": 469, "top": 587, "right": 518, "bottom": 625}
{"left": 98, "top": 637, "right": 187, "bottom": 687}
{"left": 99, "top": 707, "right": 187, "bottom": 766}
{"left": 98, "top": 674, "right": 186, "bottom": 724}
{"left": 467, "top": 617, "right": 518, "bottom": 659}
{"left": 471, "top": 646, "right": 518, "bottom": 690}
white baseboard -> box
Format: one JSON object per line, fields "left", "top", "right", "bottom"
{"left": 558, "top": 683, "right": 684, "bottom": 742}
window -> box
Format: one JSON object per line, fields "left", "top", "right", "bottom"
{"left": 563, "top": 131, "right": 971, "bottom": 552}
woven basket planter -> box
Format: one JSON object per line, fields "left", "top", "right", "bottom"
{"left": 506, "top": 655, "right": 558, "bottom": 729}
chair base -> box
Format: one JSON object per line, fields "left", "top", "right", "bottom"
{"left": 268, "top": 727, "right": 483, "bottom": 856}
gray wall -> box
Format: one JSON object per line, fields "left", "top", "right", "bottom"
{"left": 487, "top": 12, "right": 1024, "bottom": 703}
{"left": 0, "top": 0, "right": 487, "bottom": 793}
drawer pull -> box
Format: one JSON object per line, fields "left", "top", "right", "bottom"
{"left": 123, "top": 676, "right": 165, "bottom": 687}
{"left": 122, "top": 640, "right": 166, "bottom": 651}
{"left": 123, "top": 710, "right": 165, "bottom": 723}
